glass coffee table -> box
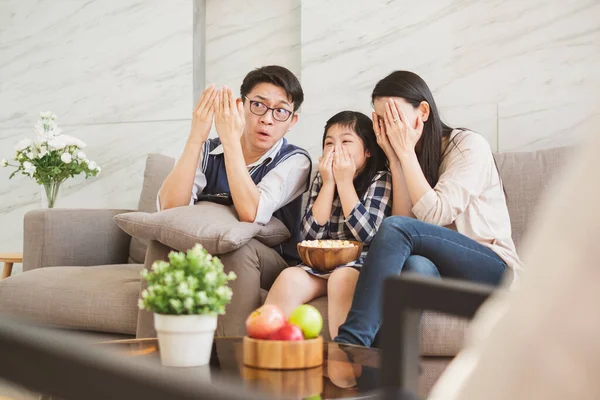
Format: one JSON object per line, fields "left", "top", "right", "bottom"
{"left": 100, "top": 337, "right": 381, "bottom": 399}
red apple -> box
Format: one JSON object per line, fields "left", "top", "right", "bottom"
{"left": 269, "top": 323, "right": 304, "bottom": 341}
{"left": 245, "top": 304, "right": 286, "bottom": 339}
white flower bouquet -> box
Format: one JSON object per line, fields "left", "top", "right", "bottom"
{"left": 1, "top": 111, "right": 100, "bottom": 208}
{"left": 139, "top": 244, "right": 237, "bottom": 315}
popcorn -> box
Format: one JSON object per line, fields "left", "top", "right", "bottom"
{"left": 300, "top": 240, "right": 356, "bottom": 248}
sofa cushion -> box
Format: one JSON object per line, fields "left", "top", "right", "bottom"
{"left": 129, "top": 153, "right": 175, "bottom": 264}
{"left": 420, "top": 357, "right": 453, "bottom": 397}
{"left": 420, "top": 311, "right": 468, "bottom": 356}
{"left": 0, "top": 265, "right": 142, "bottom": 335}
{"left": 494, "top": 146, "right": 571, "bottom": 251}
{"left": 115, "top": 202, "right": 291, "bottom": 256}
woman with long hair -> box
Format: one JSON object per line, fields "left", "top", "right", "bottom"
{"left": 334, "top": 71, "right": 522, "bottom": 347}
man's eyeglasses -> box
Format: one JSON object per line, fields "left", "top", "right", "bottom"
{"left": 244, "top": 96, "right": 293, "bottom": 122}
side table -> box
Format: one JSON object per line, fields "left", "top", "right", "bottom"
{"left": 0, "top": 253, "right": 23, "bottom": 279}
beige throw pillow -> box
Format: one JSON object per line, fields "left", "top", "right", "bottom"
{"left": 114, "top": 202, "right": 291, "bottom": 255}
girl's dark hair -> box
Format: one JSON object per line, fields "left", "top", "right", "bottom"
{"left": 372, "top": 71, "right": 456, "bottom": 187}
{"left": 323, "top": 111, "right": 387, "bottom": 198}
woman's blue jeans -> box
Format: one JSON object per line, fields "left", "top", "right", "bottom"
{"left": 334, "top": 216, "right": 507, "bottom": 347}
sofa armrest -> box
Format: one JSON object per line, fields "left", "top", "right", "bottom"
{"left": 380, "top": 274, "right": 496, "bottom": 400}
{"left": 23, "top": 209, "right": 134, "bottom": 272}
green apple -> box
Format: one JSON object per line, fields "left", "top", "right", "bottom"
{"left": 289, "top": 305, "right": 323, "bottom": 339}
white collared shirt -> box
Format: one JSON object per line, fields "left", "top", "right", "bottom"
{"left": 158, "top": 138, "right": 311, "bottom": 225}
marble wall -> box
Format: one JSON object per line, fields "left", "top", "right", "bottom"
{"left": 203, "top": 0, "right": 300, "bottom": 138}
{"left": 300, "top": 0, "right": 600, "bottom": 157}
{"left": 0, "top": 0, "right": 193, "bottom": 267}
{"left": 203, "top": 0, "right": 600, "bottom": 158}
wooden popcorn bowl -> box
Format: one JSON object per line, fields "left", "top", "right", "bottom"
{"left": 243, "top": 336, "right": 323, "bottom": 370}
{"left": 297, "top": 241, "right": 363, "bottom": 272}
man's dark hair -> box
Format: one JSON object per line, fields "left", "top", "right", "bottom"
{"left": 240, "top": 65, "right": 304, "bottom": 111}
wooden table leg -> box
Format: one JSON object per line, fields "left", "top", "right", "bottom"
{"left": 2, "top": 262, "right": 13, "bottom": 279}
{"left": 0, "top": 253, "right": 23, "bottom": 279}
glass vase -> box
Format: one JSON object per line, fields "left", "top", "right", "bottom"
{"left": 41, "top": 181, "right": 61, "bottom": 208}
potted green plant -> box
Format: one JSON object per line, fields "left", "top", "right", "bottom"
{"left": 139, "top": 244, "right": 236, "bottom": 367}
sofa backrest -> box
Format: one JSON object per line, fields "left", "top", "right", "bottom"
{"left": 128, "top": 154, "right": 175, "bottom": 264}
{"left": 137, "top": 153, "right": 175, "bottom": 213}
{"left": 136, "top": 146, "right": 571, "bottom": 262}
{"left": 493, "top": 146, "right": 571, "bottom": 252}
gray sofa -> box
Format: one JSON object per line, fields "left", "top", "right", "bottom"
{"left": 0, "top": 146, "right": 571, "bottom": 394}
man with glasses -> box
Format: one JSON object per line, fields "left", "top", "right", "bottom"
{"left": 158, "top": 66, "right": 311, "bottom": 336}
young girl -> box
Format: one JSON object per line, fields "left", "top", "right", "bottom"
{"left": 264, "top": 110, "right": 392, "bottom": 339}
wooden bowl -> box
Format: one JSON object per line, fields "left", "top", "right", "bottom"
{"left": 297, "top": 241, "right": 363, "bottom": 272}
{"left": 241, "top": 364, "right": 323, "bottom": 397}
{"left": 243, "top": 336, "right": 323, "bottom": 370}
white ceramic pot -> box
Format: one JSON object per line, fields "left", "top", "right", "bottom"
{"left": 154, "top": 313, "right": 217, "bottom": 367}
